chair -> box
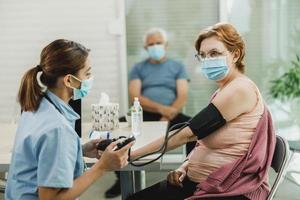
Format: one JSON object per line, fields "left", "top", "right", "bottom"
{"left": 285, "top": 140, "right": 300, "bottom": 186}
{"left": 288, "top": 140, "right": 300, "bottom": 153}
{"left": 267, "top": 135, "right": 290, "bottom": 200}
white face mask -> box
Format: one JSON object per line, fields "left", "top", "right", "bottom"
{"left": 147, "top": 44, "right": 166, "bottom": 61}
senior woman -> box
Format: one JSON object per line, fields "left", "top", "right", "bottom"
{"left": 127, "top": 23, "right": 275, "bottom": 200}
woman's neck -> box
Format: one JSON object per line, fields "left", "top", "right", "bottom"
{"left": 49, "top": 88, "right": 71, "bottom": 104}
{"left": 217, "top": 69, "right": 244, "bottom": 90}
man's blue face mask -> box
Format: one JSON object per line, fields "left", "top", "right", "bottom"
{"left": 69, "top": 75, "right": 93, "bottom": 100}
{"left": 147, "top": 44, "right": 166, "bottom": 61}
{"left": 199, "top": 56, "right": 229, "bottom": 81}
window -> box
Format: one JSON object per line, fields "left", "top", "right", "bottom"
{"left": 222, "top": 0, "right": 300, "bottom": 140}
{"left": 126, "top": 0, "right": 219, "bottom": 115}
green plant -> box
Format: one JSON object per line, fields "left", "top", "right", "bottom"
{"left": 270, "top": 55, "right": 300, "bottom": 100}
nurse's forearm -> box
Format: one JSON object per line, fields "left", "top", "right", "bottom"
{"left": 131, "top": 127, "right": 196, "bottom": 160}
{"left": 40, "top": 164, "right": 105, "bottom": 200}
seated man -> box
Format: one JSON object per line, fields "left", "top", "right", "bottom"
{"left": 129, "top": 28, "right": 190, "bottom": 131}
{"left": 104, "top": 27, "right": 193, "bottom": 198}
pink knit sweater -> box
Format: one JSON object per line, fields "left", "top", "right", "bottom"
{"left": 186, "top": 106, "right": 276, "bottom": 200}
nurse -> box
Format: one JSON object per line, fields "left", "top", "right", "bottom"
{"left": 5, "top": 39, "right": 133, "bottom": 200}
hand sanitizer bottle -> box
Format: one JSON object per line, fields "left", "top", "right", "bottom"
{"left": 131, "top": 97, "right": 143, "bottom": 137}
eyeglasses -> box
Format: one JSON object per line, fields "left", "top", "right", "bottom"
{"left": 195, "top": 50, "right": 227, "bottom": 62}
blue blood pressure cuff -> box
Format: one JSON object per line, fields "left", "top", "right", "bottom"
{"left": 188, "top": 103, "right": 226, "bottom": 140}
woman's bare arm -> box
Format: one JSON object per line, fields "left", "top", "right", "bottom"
{"left": 131, "top": 127, "right": 197, "bottom": 160}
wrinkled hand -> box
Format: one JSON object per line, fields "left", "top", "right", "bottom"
{"left": 167, "top": 168, "right": 186, "bottom": 187}
{"left": 159, "top": 106, "right": 178, "bottom": 120}
{"left": 96, "top": 141, "right": 134, "bottom": 171}
{"left": 82, "top": 139, "right": 102, "bottom": 159}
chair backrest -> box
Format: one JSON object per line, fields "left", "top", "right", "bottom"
{"left": 267, "top": 135, "right": 290, "bottom": 200}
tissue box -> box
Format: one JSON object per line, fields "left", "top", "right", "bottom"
{"left": 91, "top": 103, "right": 119, "bottom": 131}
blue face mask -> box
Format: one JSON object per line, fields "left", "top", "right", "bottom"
{"left": 147, "top": 44, "right": 166, "bottom": 61}
{"left": 200, "top": 57, "right": 229, "bottom": 81}
{"left": 70, "top": 75, "right": 93, "bottom": 100}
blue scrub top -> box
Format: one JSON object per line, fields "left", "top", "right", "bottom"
{"left": 5, "top": 91, "right": 84, "bottom": 200}
{"left": 129, "top": 58, "right": 189, "bottom": 106}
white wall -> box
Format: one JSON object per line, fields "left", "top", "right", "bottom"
{"left": 0, "top": 0, "right": 128, "bottom": 123}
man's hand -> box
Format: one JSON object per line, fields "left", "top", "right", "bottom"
{"left": 159, "top": 105, "right": 178, "bottom": 120}
{"left": 82, "top": 139, "right": 102, "bottom": 159}
{"left": 167, "top": 168, "right": 186, "bottom": 187}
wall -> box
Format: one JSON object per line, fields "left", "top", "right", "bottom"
{"left": 0, "top": 0, "right": 128, "bottom": 123}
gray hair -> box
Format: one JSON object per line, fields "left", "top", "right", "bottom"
{"left": 143, "top": 28, "right": 168, "bottom": 45}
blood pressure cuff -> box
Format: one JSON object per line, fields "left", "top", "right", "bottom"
{"left": 188, "top": 103, "right": 226, "bottom": 140}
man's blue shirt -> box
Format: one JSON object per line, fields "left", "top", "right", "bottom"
{"left": 130, "top": 59, "right": 189, "bottom": 105}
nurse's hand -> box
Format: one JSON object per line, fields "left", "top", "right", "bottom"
{"left": 96, "top": 141, "right": 134, "bottom": 171}
{"left": 167, "top": 168, "right": 186, "bottom": 188}
{"left": 82, "top": 139, "right": 102, "bottom": 159}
